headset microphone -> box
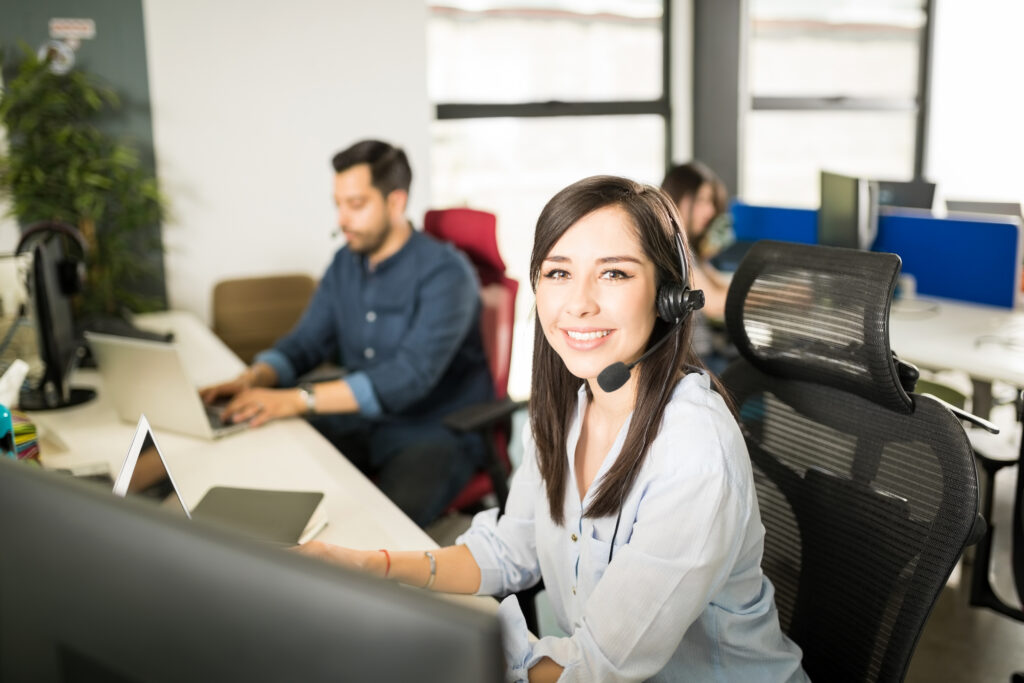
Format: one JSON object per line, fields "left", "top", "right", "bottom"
{"left": 595, "top": 230, "right": 704, "bottom": 393}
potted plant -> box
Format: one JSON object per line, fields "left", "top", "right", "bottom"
{"left": 0, "top": 44, "right": 168, "bottom": 319}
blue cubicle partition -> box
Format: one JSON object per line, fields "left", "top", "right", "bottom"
{"left": 731, "top": 203, "right": 817, "bottom": 245}
{"left": 874, "top": 212, "right": 1020, "bottom": 309}
{"left": 730, "top": 202, "right": 1021, "bottom": 309}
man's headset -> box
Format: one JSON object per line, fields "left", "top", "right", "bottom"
{"left": 596, "top": 217, "right": 705, "bottom": 393}
{"left": 15, "top": 221, "right": 89, "bottom": 296}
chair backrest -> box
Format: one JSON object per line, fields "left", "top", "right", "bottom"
{"left": 424, "top": 208, "right": 518, "bottom": 400}
{"left": 720, "top": 240, "right": 980, "bottom": 683}
{"left": 425, "top": 208, "right": 518, "bottom": 512}
{"left": 212, "top": 274, "right": 317, "bottom": 364}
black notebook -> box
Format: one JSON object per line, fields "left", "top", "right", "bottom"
{"left": 192, "top": 486, "right": 326, "bottom": 546}
{"left": 112, "top": 415, "right": 328, "bottom": 546}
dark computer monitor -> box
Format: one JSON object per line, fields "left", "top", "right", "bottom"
{"left": 19, "top": 235, "right": 95, "bottom": 410}
{"left": 876, "top": 179, "right": 936, "bottom": 210}
{"left": 0, "top": 459, "right": 504, "bottom": 682}
{"left": 818, "top": 170, "right": 879, "bottom": 250}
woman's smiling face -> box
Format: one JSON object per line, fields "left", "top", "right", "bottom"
{"left": 535, "top": 204, "right": 658, "bottom": 388}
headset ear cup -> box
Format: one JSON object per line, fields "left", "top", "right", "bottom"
{"left": 657, "top": 283, "right": 689, "bottom": 323}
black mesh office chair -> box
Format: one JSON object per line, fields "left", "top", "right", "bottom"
{"left": 969, "top": 388, "right": 1024, "bottom": 683}
{"left": 720, "top": 240, "right": 984, "bottom": 683}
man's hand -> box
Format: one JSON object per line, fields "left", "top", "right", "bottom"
{"left": 200, "top": 363, "right": 277, "bottom": 407}
{"left": 199, "top": 375, "right": 251, "bottom": 405}
{"left": 221, "top": 387, "right": 306, "bottom": 428}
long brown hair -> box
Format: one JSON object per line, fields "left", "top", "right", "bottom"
{"left": 529, "top": 175, "right": 731, "bottom": 525}
{"left": 660, "top": 161, "right": 724, "bottom": 258}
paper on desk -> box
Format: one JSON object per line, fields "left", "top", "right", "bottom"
{"left": 0, "top": 359, "right": 28, "bottom": 408}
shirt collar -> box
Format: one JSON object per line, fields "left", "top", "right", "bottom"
{"left": 358, "top": 226, "right": 420, "bottom": 273}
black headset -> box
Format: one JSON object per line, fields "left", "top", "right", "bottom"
{"left": 15, "top": 221, "right": 89, "bottom": 296}
{"left": 656, "top": 227, "right": 705, "bottom": 324}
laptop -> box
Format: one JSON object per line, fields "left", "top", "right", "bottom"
{"left": 85, "top": 332, "right": 247, "bottom": 440}
{"left": 113, "top": 414, "right": 327, "bottom": 546}
{"left": 709, "top": 239, "right": 756, "bottom": 273}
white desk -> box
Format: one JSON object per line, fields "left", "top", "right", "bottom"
{"left": 29, "top": 311, "right": 490, "bottom": 611}
{"left": 889, "top": 296, "right": 1023, "bottom": 456}
{"left": 889, "top": 297, "right": 1024, "bottom": 389}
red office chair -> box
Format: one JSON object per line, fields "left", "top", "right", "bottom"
{"left": 424, "top": 208, "right": 523, "bottom": 514}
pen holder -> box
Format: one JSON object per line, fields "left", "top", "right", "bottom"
{"left": 0, "top": 404, "right": 15, "bottom": 459}
{"left": 0, "top": 405, "right": 40, "bottom": 463}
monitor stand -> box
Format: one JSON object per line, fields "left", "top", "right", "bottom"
{"left": 19, "top": 385, "right": 96, "bottom": 411}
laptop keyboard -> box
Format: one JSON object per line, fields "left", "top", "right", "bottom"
{"left": 205, "top": 403, "right": 231, "bottom": 429}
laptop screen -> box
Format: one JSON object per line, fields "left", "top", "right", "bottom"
{"left": 113, "top": 415, "right": 191, "bottom": 518}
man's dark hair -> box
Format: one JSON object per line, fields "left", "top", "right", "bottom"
{"left": 331, "top": 140, "right": 412, "bottom": 198}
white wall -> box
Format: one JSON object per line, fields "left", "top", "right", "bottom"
{"left": 927, "top": 0, "right": 1024, "bottom": 208}
{"left": 142, "top": 0, "right": 432, "bottom": 323}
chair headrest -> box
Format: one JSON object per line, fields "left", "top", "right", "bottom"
{"left": 424, "top": 208, "right": 506, "bottom": 283}
{"left": 725, "top": 240, "right": 912, "bottom": 414}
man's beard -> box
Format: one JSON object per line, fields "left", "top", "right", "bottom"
{"left": 347, "top": 218, "right": 391, "bottom": 256}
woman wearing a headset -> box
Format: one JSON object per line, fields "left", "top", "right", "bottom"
{"left": 300, "top": 176, "right": 806, "bottom": 682}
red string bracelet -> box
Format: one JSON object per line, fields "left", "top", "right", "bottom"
{"left": 378, "top": 549, "right": 391, "bottom": 578}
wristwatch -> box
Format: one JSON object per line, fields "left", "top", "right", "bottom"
{"left": 297, "top": 382, "right": 317, "bottom": 415}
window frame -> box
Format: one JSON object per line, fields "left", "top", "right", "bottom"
{"left": 430, "top": 1, "right": 673, "bottom": 170}
{"left": 695, "top": 0, "right": 934, "bottom": 195}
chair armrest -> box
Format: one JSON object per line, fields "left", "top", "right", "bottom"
{"left": 919, "top": 393, "right": 1001, "bottom": 434}
{"left": 443, "top": 397, "right": 527, "bottom": 434}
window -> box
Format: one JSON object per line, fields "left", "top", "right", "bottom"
{"left": 742, "top": 0, "right": 930, "bottom": 207}
{"left": 427, "top": 1, "right": 669, "bottom": 397}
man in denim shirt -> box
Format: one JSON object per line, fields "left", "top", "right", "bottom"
{"left": 201, "top": 140, "right": 494, "bottom": 527}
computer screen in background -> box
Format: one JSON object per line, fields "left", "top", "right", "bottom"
{"left": 0, "top": 459, "right": 504, "bottom": 683}
{"left": 19, "top": 235, "right": 94, "bottom": 410}
{"left": 876, "top": 179, "right": 937, "bottom": 210}
{"left": 818, "top": 171, "right": 879, "bottom": 250}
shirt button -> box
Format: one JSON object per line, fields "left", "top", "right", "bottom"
{"left": 570, "top": 533, "right": 578, "bottom": 542}
{"left": 366, "top": 311, "right": 377, "bottom": 322}
{"left": 364, "top": 347, "right": 375, "bottom": 359}
{"left": 572, "top": 587, "right": 576, "bottom": 595}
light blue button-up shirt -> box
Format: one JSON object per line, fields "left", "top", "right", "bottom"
{"left": 459, "top": 373, "right": 808, "bottom": 682}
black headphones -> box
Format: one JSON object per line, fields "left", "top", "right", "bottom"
{"left": 655, "top": 220, "right": 705, "bottom": 323}
{"left": 15, "top": 221, "right": 89, "bottom": 296}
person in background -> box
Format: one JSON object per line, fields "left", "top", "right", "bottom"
{"left": 298, "top": 176, "right": 808, "bottom": 682}
{"left": 706, "top": 170, "right": 736, "bottom": 256}
{"left": 661, "top": 161, "right": 734, "bottom": 374}
{"left": 201, "top": 139, "right": 494, "bottom": 528}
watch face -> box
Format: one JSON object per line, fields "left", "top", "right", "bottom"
{"left": 38, "top": 40, "right": 75, "bottom": 75}
{"left": 300, "top": 384, "right": 316, "bottom": 413}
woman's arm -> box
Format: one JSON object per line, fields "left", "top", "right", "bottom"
{"left": 529, "top": 658, "right": 564, "bottom": 682}
{"left": 297, "top": 541, "right": 483, "bottom": 594}
{"left": 691, "top": 259, "right": 730, "bottom": 320}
